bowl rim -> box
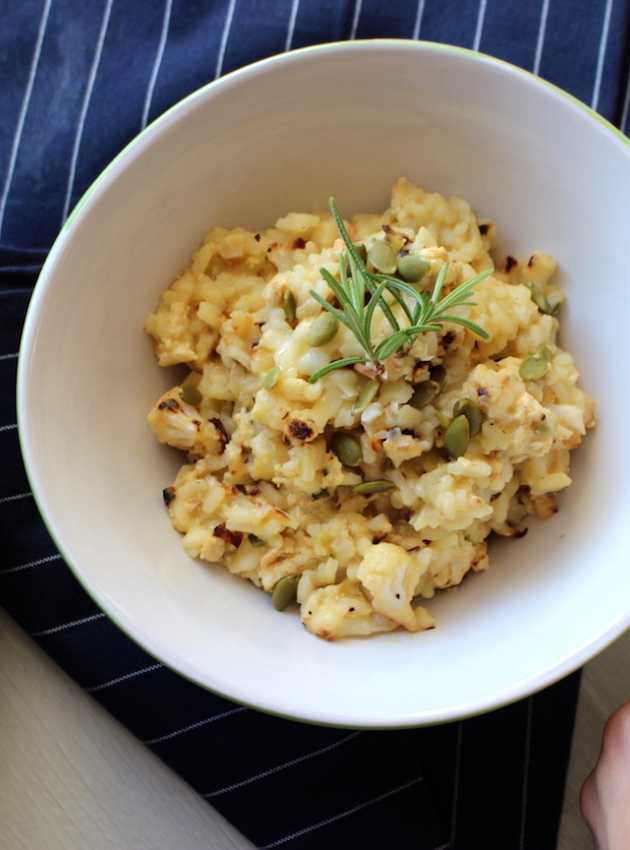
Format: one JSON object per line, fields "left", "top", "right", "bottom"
{"left": 17, "top": 39, "right": 630, "bottom": 729}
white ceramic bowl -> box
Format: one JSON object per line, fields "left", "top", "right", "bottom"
{"left": 18, "top": 41, "right": 630, "bottom": 728}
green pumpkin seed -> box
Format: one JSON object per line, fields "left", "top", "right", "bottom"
{"left": 445, "top": 414, "right": 470, "bottom": 459}
{"left": 527, "top": 283, "right": 564, "bottom": 316}
{"left": 367, "top": 240, "right": 397, "bottom": 274}
{"left": 519, "top": 355, "right": 549, "bottom": 381}
{"left": 527, "top": 283, "right": 549, "bottom": 313}
{"left": 262, "top": 366, "right": 280, "bottom": 389}
{"left": 546, "top": 292, "right": 564, "bottom": 315}
{"left": 353, "top": 243, "right": 367, "bottom": 263}
{"left": 538, "top": 344, "right": 552, "bottom": 361}
{"left": 409, "top": 380, "right": 439, "bottom": 410}
{"left": 397, "top": 254, "right": 430, "bottom": 283}
{"left": 306, "top": 313, "right": 338, "bottom": 346}
{"left": 429, "top": 364, "right": 446, "bottom": 387}
{"left": 353, "top": 380, "right": 379, "bottom": 412}
{"left": 436, "top": 411, "right": 451, "bottom": 429}
{"left": 352, "top": 479, "right": 395, "bottom": 495}
{"left": 452, "top": 399, "right": 483, "bottom": 437}
{"left": 180, "top": 382, "right": 202, "bottom": 406}
{"left": 282, "top": 290, "right": 297, "bottom": 324}
{"left": 272, "top": 575, "right": 300, "bottom": 611}
{"left": 248, "top": 533, "right": 265, "bottom": 546}
{"left": 330, "top": 432, "right": 362, "bottom": 467}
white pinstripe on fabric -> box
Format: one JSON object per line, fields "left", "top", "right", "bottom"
{"left": 0, "top": 423, "right": 18, "bottom": 433}
{"left": 518, "top": 696, "right": 534, "bottom": 849}
{"left": 260, "top": 774, "right": 425, "bottom": 849}
{"left": 32, "top": 611, "right": 106, "bottom": 637}
{"left": 0, "top": 491, "right": 32, "bottom": 505}
{"left": 412, "top": 0, "right": 426, "bottom": 40}
{"left": 591, "top": 0, "right": 614, "bottom": 111}
{"left": 0, "top": 0, "right": 52, "bottom": 240}
{"left": 449, "top": 720, "right": 463, "bottom": 846}
{"left": 472, "top": 0, "right": 487, "bottom": 52}
{"left": 141, "top": 0, "right": 173, "bottom": 129}
{"left": 0, "top": 263, "right": 43, "bottom": 272}
{"left": 204, "top": 731, "right": 361, "bottom": 798}
{"left": 0, "top": 353, "right": 19, "bottom": 361}
{"left": 284, "top": 0, "right": 300, "bottom": 51}
{"left": 1, "top": 553, "right": 62, "bottom": 575}
{"left": 87, "top": 662, "right": 163, "bottom": 693}
{"left": 621, "top": 66, "right": 630, "bottom": 133}
{"left": 0, "top": 242, "right": 48, "bottom": 254}
{"left": 349, "top": 0, "right": 363, "bottom": 40}
{"left": 144, "top": 706, "right": 247, "bottom": 746}
{"left": 61, "top": 0, "right": 114, "bottom": 223}
{"left": 533, "top": 0, "right": 550, "bottom": 75}
{"left": 215, "top": 0, "right": 237, "bottom": 79}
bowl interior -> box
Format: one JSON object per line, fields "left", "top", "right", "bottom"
{"left": 19, "top": 42, "right": 630, "bottom": 727}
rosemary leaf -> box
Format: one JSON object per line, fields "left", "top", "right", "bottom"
{"left": 308, "top": 356, "right": 366, "bottom": 383}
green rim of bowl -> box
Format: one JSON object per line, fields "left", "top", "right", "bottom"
{"left": 17, "top": 39, "right": 630, "bottom": 730}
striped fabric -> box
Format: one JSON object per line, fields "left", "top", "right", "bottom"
{"left": 1, "top": 2, "right": 627, "bottom": 847}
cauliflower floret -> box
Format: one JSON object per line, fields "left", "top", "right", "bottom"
{"left": 147, "top": 389, "right": 226, "bottom": 455}
{"left": 519, "top": 449, "right": 572, "bottom": 496}
{"left": 297, "top": 558, "right": 339, "bottom": 602}
{"left": 387, "top": 177, "right": 490, "bottom": 267}
{"left": 258, "top": 536, "right": 315, "bottom": 590}
{"left": 509, "top": 314, "right": 558, "bottom": 357}
{"left": 462, "top": 359, "right": 554, "bottom": 462}
{"left": 273, "top": 439, "right": 360, "bottom": 495}
{"left": 470, "top": 278, "right": 538, "bottom": 359}
{"left": 356, "top": 543, "right": 433, "bottom": 632}
{"left": 301, "top": 580, "right": 398, "bottom": 640}
{"left": 410, "top": 458, "right": 496, "bottom": 532}
{"left": 144, "top": 272, "right": 218, "bottom": 368}
{"left": 418, "top": 531, "right": 488, "bottom": 591}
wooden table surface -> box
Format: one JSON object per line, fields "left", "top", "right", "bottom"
{"left": 2, "top": 606, "right": 625, "bottom": 849}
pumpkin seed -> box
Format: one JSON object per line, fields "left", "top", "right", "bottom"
{"left": 330, "top": 432, "right": 363, "bottom": 467}
{"left": 429, "top": 364, "right": 446, "bottom": 387}
{"left": 272, "top": 575, "right": 300, "bottom": 611}
{"left": 306, "top": 313, "right": 338, "bottom": 346}
{"left": 453, "top": 399, "right": 483, "bottom": 437}
{"left": 353, "top": 243, "right": 367, "bottom": 263}
{"left": 519, "top": 355, "right": 549, "bottom": 381}
{"left": 282, "top": 290, "right": 297, "bottom": 324}
{"left": 527, "top": 283, "right": 564, "bottom": 316}
{"left": 180, "top": 383, "right": 202, "bottom": 406}
{"left": 352, "top": 479, "right": 395, "bottom": 495}
{"left": 409, "top": 380, "right": 439, "bottom": 409}
{"left": 248, "top": 533, "right": 265, "bottom": 546}
{"left": 367, "top": 240, "right": 397, "bottom": 274}
{"left": 436, "top": 411, "right": 451, "bottom": 429}
{"left": 397, "top": 253, "right": 430, "bottom": 283}
{"left": 445, "top": 414, "right": 470, "bottom": 459}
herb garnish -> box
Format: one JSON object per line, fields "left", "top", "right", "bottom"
{"left": 307, "top": 198, "right": 491, "bottom": 383}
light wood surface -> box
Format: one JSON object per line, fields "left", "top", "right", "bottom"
{"left": 0, "top": 608, "right": 253, "bottom": 850}
{"left": 1, "top": 605, "right": 626, "bottom": 849}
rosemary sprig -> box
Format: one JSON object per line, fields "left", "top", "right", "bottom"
{"left": 307, "top": 197, "right": 492, "bottom": 383}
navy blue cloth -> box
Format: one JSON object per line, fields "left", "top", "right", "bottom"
{"left": 2, "top": 2, "right": 627, "bottom": 847}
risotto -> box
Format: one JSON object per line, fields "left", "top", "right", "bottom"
{"left": 145, "top": 178, "right": 594, "bottom": 640}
